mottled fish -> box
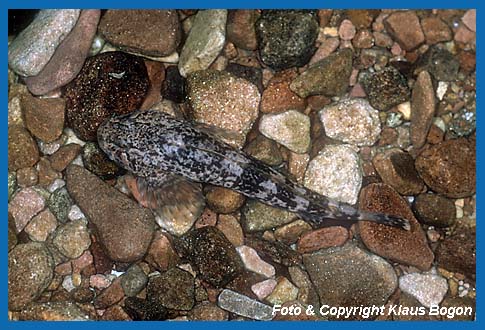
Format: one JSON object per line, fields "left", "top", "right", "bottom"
{"left": 97, "top": 109, "right": 410, "bottom": 231}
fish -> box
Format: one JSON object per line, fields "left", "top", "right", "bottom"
{"left": 97, "top": 109, "right": 410, "bottom": 231}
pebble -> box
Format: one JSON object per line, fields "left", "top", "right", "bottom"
{"left": 186, "top": 69, "right": 260, "bottom": 148}
{"left": 189, "top": 302, "right": 229, "bottom": 321}
{"left": 415, "top": 46, "right": 459, "bottom": 81}
{"left": 49, "top": 143, "right": 82, "bottom": 172}
{"left": 64, "top": 51, "right": 149, "bottom": 141}
{"left": 421, "top": 17, "right": 452, "bottom": 45}
{"left": 410, "top": 71, "right": 436, "bottom": 148}
{"left": 8, "top": 242, "right": 54, "bottom": 311}
{"left": 24, "top": 10, "right": 101, "bottom": 95}
{"left": 243, "top": 135, "right": 283, "bottom": 166}
{"left": 251, "top": 279, "right": 277, "bottom": 300}
{"left": 436, "top": 223, "right": 475, "bottom": 279}
{"left": 147, "top": 267, "right": 195, "bottom": 311}
{"left": 261, "top": 69, "right": 306, "bottom": 114}
{"left": 178, "top": 10, "right": 227, "bottom": 77}
{"left": 183, "top": 226, "right": 243, "bottom": 287}
{"left": 94, "top": 278, "right": 125, "bottom": 309}
{"left": 16, "top": 167, "right": 38, "bottom": 187}
{"left": 98, "top": 10, "right": 181, "bottom": 57}
{"left": 413, "top": 193, "right": 456, "bottom": 227}
{"left": 215, "top": 215, "right": 242, "bottom": 248}
{"left": 245, "top": 236, "right": 301, "bottom": 267}
{"left": 123, "top": 296, "right": 168, "bottom": 321}
{"left": 66, "top": 165, "right": 155, "bottom": 262}
{"left": 52, "top": 219, "right": 91, "bottom": 259}
{"left": 47, "top": 187, "right": 73, "bottom": 223}
{"left": 290, "top": 48, "right": 353, "bottom": 98}
{"left": 217, "top": 289, "right": 274, "bottom": 321}
{"left": 288, "top": 152, "right": 310, "bottom": 184}
{"left": 297, "top": 226, "right": 349, "bottom": 253}
{"left": 140, "top": 60, "right": 165, "bottom": 110}
{"left": 399, "top": 272, "right": 448, "bottom": 308}
{"left": 320, "top": 98, "right": 381, "bottom": 146}
{"left": 241, "top": 200, "right": 296, "bottom": 232}
{"left": 415, "top": 138, "right": 475, "bottom": 198}
{"left": 372, "top": 148, "right": 425, "bottom": 195}
{"left": 383, "top": 11, "right": 424, "bottom": 51}
{"left": 236, "top": 245, "right": 276, "bottom": 278}
{"left": 462, "top": 9, "right": 476, "bottom": 32}
{"left": 339, "top": 19, "right": 356, "bottom": 40}
{"left": 347, "top": 9, "right": 379, "bottom": 29}
{"left": 449, "top": 107, "right": 476, "bottom": 137}
{"left": 9, "top": 187, "right": 45, "bottom": 233}
{"left": 37, "top": 158, "right": 61, "bottom": 187}
{"left": 274, "top": 219, "right": 312, "bottom": 245}
{"left": 265, "top": 277, "right": 299, "bottom": 306}
{"left": 8, "top": 125, "right": 39, "bottom": 171}
{"left": 24, "top": 209, "right": 58, "bottom": 242}
{"left": 256, "top": 10, "right": 318, "bottom": 70}
{"left": 145, "top": 231, "right": 179, "bottom": 272}
{"left": 226, "top": 10, "right": 259, "bottom": 50}
{"left": 8, "top": 10, "right": 81, "bottom": 77}
{"left": 303, "top": 243, "right": 397, "bottom": 320}
{"left": 259, "top": 110, "right": 311, "bottom": 154}
{"left": 81, "top": 142, "right": 125, "bottom": 180}
{"left": 308, "top": 37, "right": 340, "bottom": 65}
{"left": 440, "top": 296, "right": 475, "bottom": 320}
{"left": 454, "top": 23, "right": 476, "bottom": 44}
{"left": 205, "top": 186, "right": 245, "bottom": 214}
{"left": 361, "top": 67, "right": 410, "bottom": 111}
{"left": 304, "top": 144, "right": 362, "bottom": 205}
{"left": 161, "top": 65, "right": 186, "bottom": 103}
{"left": 353, "top": 29, "right": 374, "bottom": 49}
{"left": 22, "top": 94, "right": 65, "bottom": 142}
{"left": 18, "top": 302, "right": 90, "bottom": 321}
{"left": 359, "top": 183, "right": 434, "bottom": 270}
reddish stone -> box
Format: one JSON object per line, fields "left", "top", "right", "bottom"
{"left": 140, "top": 60, "right": 165, "bottom": 110}
{"left": 93, "top": 278, "right": 125, "bottom": 309}
{"left": 421, "top": 17, "right": 452, "bottom": 45}
{"left": 261, "top": 69, "right": 306, "bottom": 114}
{"left": 49, "top": 144, "right": 82, "bottom": 172}
{"left": 384, "top": 11, "right": 425, "bottom": 51}
{"left": 22, "top": 93, "right": 65, "bottom": 142}
{"left": 297, "top": 226, "right": 349, "bottom": 253}
{"left": 226, "top": 10, "right": 259, "bottom": 50}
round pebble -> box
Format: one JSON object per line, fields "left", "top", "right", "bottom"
{"left": 399, "top": 272, "right": 448, "bottom": 308}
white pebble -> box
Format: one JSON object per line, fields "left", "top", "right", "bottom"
{"left": 68, "top": 205, "right": 85, "bottom": 221}
{"left": 48, "top": 179, "right": 66, "bottom": 193}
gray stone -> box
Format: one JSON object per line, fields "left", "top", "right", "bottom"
{"left": 121, "top": 264, "right": 148, "bottom": 297}
{"left": 241, "top": 200, "right": 297, "bottom": 232}
{"left": 399, "top": 272, "right": 448, "bottom": 308}
{"left": 217, "top": 289, "right": 274, "bottom": 321}
{"left": 52, "top": 219, "right": 91, "bottom": 259}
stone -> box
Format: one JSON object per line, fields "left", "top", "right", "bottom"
{"left": 66, "top": 165, "right": 155, "bottom": 262}
{"left": 241, "top": 200, "right": 296, "bottom": 232}
{"left": 147, "top": 267, "right": 195, "bottom": 311}
{"left": 8, "top": 213, "right": 18, "bottom": 251}
{"left": 8, "top": 125, "right": 39, "bottom": 171}
{"left": 217, "top": 289, "right": 274, "bottom": 321}
{"left": 24, "top": 209, "right": 58, "bottom": 242}
{"left": 49, "top": 144, "right": 82, "bottom": 172}
{"left": 303, "top": 243, "right": 397, "bottom": 320}
{"left": 189, "top": 302, "right": 229, "bottom": 320}
{"left": 236, "top": 245, "right": 276, "bottom": 278}
{"left": 18, "top": 302, "right": 90, "bottom": 320}
{"left": 37, "top": 158, "right": 61, "bottom": 187}
{"left": 304, "top": 144, "right": 362, "bottom": 205}
{"left": 372, "top": 148, "right": 425, "bottom": 195}
{"left": 462, "top": 9, "right": 476, "bottom": 32}
{"left": 123, "top": 297, "right": 168, "bottom": 321}
{"left": 52, "top": 219, "right": 91, "bottom": 259}
{"left": 81, "top": 142, "right": 124, "bottom": 180}
{"left": 440, "top": 296, "right": 475, "bottom": 320}
{"left": 361, "top": 67, "right": 410, "bottom": 111}
{"left": 319, "top": 98, "right": 381, "bottom": 146}
{"left": 161, "top": 65, "right": 186, "bottom": 103}
{"left": 256, "top": 10, "right": 319, "bottom": 70}
{"left": 145, "top": 231, "right": 179, "bottom": 272}
{"left": 179, "top": 10, "right": 227, "bottom": 77}
{"left": 94, "top": 278, "right": 125, "bottom": 309}
{"left": 99, "top": 10, "right": 181, "bottom": 57}
{"left": 22, "top": 94, "right": 65, "bottom": 142}
{"left": 251, "top": 279, "right": 277, "bottom": 300}
{"left": 413, "top": 193, "right": 456, "bottom": 227}
{"left": 260, "top": 69, "right": 306, "bottom": 114}
{"left": 339, "top": 19, "right": 356, "bottom": 40}
{"left": 415, "top": 138, "right": 475, "bottom": 198}
{"left": 47, "top": 187, "right": 73, "bottom": 223}
{"left": 352, "top": 29, "right": 374, "bottom": 49}
{"left": 205, "top": 186, "right": 245, "bottom": 214}
{"left": 411, "top": 71, "right": 436, "bottom": 148}
{"left": 64, "top": 51, "right": 149, "bottom": 141}
{"left": 226, "top": 10, "right": 259, "bottom": 50}
{"left": 308, "top": 37, "right": 340, "bottom": 65}
{"left": 140, "top": 60, "right": 165, "bottom": 110}
{"left": 9, "top": 187, "right": 45, "bottom": 233}
{"left": 449, "top": 107, "right": 476, "bottom": 138}
{"left": 183, "top": 226, "right": 243, "bottom": 288}
{"left": 8, "top": 242, "right": 54, "bottom": 311}
{"left": 24, "top": 10, "right": 101, "bottom": 95}
{"left": 421, "top": 17, "right": 452, "bottom": 45}
{"left": 16, "top": 167, "right": 38, "bottom": 187}
{"left": 244, "top": 135, "right": 283, "bottom": 166}
{"left": 384, "top": 11, "right": 424, "bottom": 51}
{"left": 187, "top": 69, "right": 260, "bottom": 148}
{"left": 290, "top": 48, "right": 353, "bottom": 98}
{"left": 245, "top": 236, "right": 301, "bottom": 267}
{"left": 399, "top": 272, "right": 448, "bottom": 308}
{"left": 359, "top": 183, "right": 434, "bottom": 270}
{"left": 8, "top": 10, "right": 81, "bottom": 77}
{"left": 265, "top": 276, "right": 299, "bottom": 306}
{"left": 414, "top": 46, "right": 459, "bottom": 82}
{"left": 274, "top": 219, "right": 312, "bottom": 245}
{"left": 259, "top": 110, "right": 311, "bottom": 154}
{"left": 297, "top": 226, "right": 349, "bottom": 253}
{"left": 217, "top": 214, "right": 244, "bottom": 247}
{"left": 226, "top": 63, "right": 263, "bottom": 93}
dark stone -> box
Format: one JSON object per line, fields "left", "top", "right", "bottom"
{"left": 361, "top": 67, "right": 410, "bottom": 111}
{"left": 82, "top": 142, "right": 125, "bottom": 180}
{"left": 413, "top": 193, "right": 456, "bottom": 227}
{"left": 245, "top": 236, "right": 301, "bottom": 267}
{"left": 147, "top": 267, "right": 195, "bottom": 310}
{"left": 226, "top": 63, "right": 263, "bottom": 93}
{"left": 124, "top": 297, "right": 168, "bottom": 321}
{"left": 161, "top": 65, "right": 186, "bottom": 103}
{"left": 414, "top": 46, "right": 460, "bottom": 81}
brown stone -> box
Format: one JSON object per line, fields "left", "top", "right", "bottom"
{"left": 226, "top": 10, "right": 259, "bottom": 50}
{"left": 413, "top": 193, "right": 456, "bottom": 227}
{"left": 346, "top": 10, "right": 379, "bottom": 29}
{"left": 205, "top": 186, "right": 246, "bottom": 214}
{"left": 384, "top": 11, "right": 425, "bottom": 51}
{"left": 37, "top": 157, "right": 61, "bottom": 187}
{"left": 261, "top": 69, "right": 306, "bottom": 114}
{"left": 352, "top": 29, "right": 374, "bottom": 49}
{"left": 140, "top": 60, "right": 165, "bottom": 110}
{"left": 94, "top": 278, "right": 125, "bottom": 309}
{"left": 297, "top": 226, "right": 349, "bottom": 253}
{"left": 421, "top": 17, "right": 452, "bottom": 45}
{"left": 8, "top": 125, "right": 39, "bottom": 171}
{"left": 411, "top": 71, "right": 436, "bottom": 148}
{"left": 49, "top": 143, "right": 82, "bottom": 172}
{"left": 145, "top": 231, "right": 179, "bottom": 272}
{"left": 22, "top": 94, "right": 65, "bottom": 142}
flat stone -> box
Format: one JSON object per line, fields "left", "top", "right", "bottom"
{"left": 384, "top": 11, "right": 424, "bottom": 51}
{"left": 217, "top": 289, "right": 274, "bottom": 321}
{"left": 226, "top": 10, "right": 259, "bottom": 50}
{"left": 9, "top": 187, "right": 45, "bottom": 233}
{"left": 24, "top": 10, "right": 101, "bottom": 95}
{"left": 361, "top": 67, "right": 410, "bottom": 111}
{"left": 236, "top": 245, "right": 276, "bottom": 278}
{"left": 22, "top": 94, "right": 65, "bottom": 142}
{"left": 179, "top": 10, "right": 227, "bottom": 77}
{"left": 8, "top": 10, "right": 81, "bottom": 76}
{"left": 411, "top": 71, "right": 436, "bottom": 148}
{"left": 413, "top": 193, "right": 456, "bottom": 227}
{"left": 241, "top": 200, "right": 297, "bottom": 232}
{"left": 18, "top": 302, "right": 90, "bottom": 320}
{"left": 49, "top": 143, "right": 82, "bottom": 172}
{"left": 147, "top": 267, "right": 195, "bottom": 311}
{"left": 421, "top": 17, "right": 452, "bottom": 45}
{"left": 399, "top": 272, "right": 448, "bottom": 308}
{"left": 297, "top": 226, "right": 349, "bottom": 253}
{"left": 66, "top": 165, "right": 155, "bottom": 262}
{"left": 8, "top": 125, "right": 39, "bottom": 171}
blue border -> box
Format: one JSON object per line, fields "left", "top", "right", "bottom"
{"left": 3, "top": 1, "right": 481, "bottom": 330}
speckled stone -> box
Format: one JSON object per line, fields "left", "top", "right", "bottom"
{"left": 99, "top": 10, "right": 181, "bottom": 57}
{"left": 384, "top": 11, "right": 424, "bottom": 51}
{"left": 24, "top": 209, "right": 58, "bottom": 242}
{"left": 243, "top": 135, "right": 283, "bottom": 166}
{"left": 416, "top": 194, "right": 456, "bottom": 228}
{"left": 361, "top": 67, "right": 410, "bottom": 111}
{"left": 183, "top": 226, "right": 243, "bottom": 288}
{"left": 256, "top": 10, "right": 319, "bottom": 70}
{"left": 225, "top": 63, "right": 263, "bottom": 94}
{"left": 147, "top": 267, "right": 195, "bottom": 311}
{"left": 303, "top": 242, "right": 397, "bottom": 320}
{"left": 205, "top": 186, "right": 245, "bottom": 214}
{"left": 449, "top": 108, "right": 476, "bottom": 138}
{"left": 372, "top": 148, "right": 425, "bottom": 195}
{"left": 22, "top": 94, "right": 65, "bottom": 143}
{"left": 52, "top": 219, "right": 91, "bottom": 259}
{"left": 411, "top": 71, "right": 436, "bottom": 148}
{"left": 359, "top": 183, "right": 434, "bottom": 270}
{"left": 179, "top": 10, "right": 227, "bottom": 77}
{"left": 217, "top": 289, "right": 274, "bottom": 321}
{"left": 399, "top": 272, "right": 448, "bottom": 308}
{"left": 94, "top": 278, "right": 125, "bottom": 309}
{"left": 216, "top": 214, "right": 244, "bottom": 247}
{"left": 304, "top": 144, "right": 362, "bottom": 205}
{"left": 226, "top": 10, "right": 259, "bottom": 50}
{"left": 236, "top": 245, "right": 275, "bottom": 278}
{"left": 49, "top": 143, "right": 82, "bottom": 172}
{"left": 414, "top": 46, "right": 459, "bottom": 82}
{"left": 189, "top": 302, "right": 229, "bottom": 320}
{"left": 8, "top": 242, "right": 54, "bottom": 311}
{"left": 18, "top": 302, "right": 90, "bottom": 320}
{"left": 64, "top": 51, "right": 149, "bottom": 141}
{"left": 187, "top": 69, "right": 260, "bottom": 148}
{"left": 24, "top": 10, "right": 101, "bottom": 95}
{"left": 16, "top": 167, "right": 38, "bottom": 187}
{"left": 259, "top": 110, "right": 311, "bottom": 154}
{"left": 261, "top": 69, "right": 306, "bottom": 114}
{"left": 82, "top": 142, "right": 125, "bottom": 180}
{"left": 9, "top": 187, "right": 45, "bottom": 233}
{"left": 421, "top": 17, "right": 452, "bottom": 45}
{"left": 265, "top": 276, "right": 299, "bottom": 306}
{"left": 241, "top": 200, "right": 297, "bottom": 232}
{"left": 297, "top": 226, "right": 349, "bottom": 253}
{"left": 123, "top": 297, "right": 168, "bottom": 321}
{"left": 415, "top": 138, "right": 475, "bottom": 198}
{"left": 145, "top": 231, "right": 179, "bottom": 272}
{"left": 8, "top": 125, "right": 39, "bottom": 171}
{"left": 320, "top": 98, "right": 381, "bottom": 146}
{"left": 47, "top": 187, "right": 73, "bottom": 223}
{"left": 251, "top": 279, "right": 277, "bottom": 300}
{"left": 8, "top": 10, "right": 81, "bottom": 77}
{"left": 290, "top": 48, "right": 353, "bottom": 98}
